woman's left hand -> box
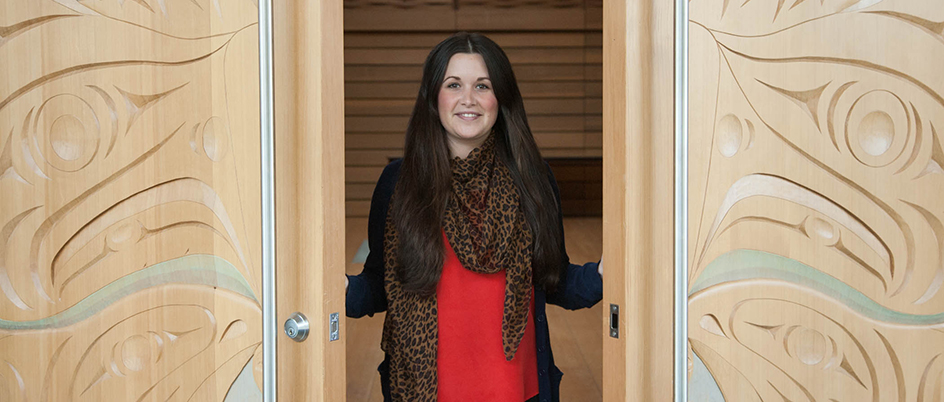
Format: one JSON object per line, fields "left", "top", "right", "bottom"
{"left": 598, "top": 257, "right": 603, "bottom": 277}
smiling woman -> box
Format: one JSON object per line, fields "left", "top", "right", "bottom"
{"left": 345, "top": 32, "right": 603, "bottom": 402}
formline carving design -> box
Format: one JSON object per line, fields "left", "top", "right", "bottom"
{"left": 688, "top": 0, "right": 944, "bottom": 400}
{"left": 1, "top": 1, "right": 262, "bottom": 400}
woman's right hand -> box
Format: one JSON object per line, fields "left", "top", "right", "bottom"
{"left": 345, "top": 276, "right": 349, "bottom": 294}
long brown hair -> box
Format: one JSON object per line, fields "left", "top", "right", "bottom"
{"left": 391, "top": 32, "right": 563, "bottom": 296}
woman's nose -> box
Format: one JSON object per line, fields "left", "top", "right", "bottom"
{"left": 460, "top": 87, "right": 476, "bottom": 105}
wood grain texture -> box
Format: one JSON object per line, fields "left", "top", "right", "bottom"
{"left": 0, "top": 0, "right": 263, "bottom": 400}
{"left": 603, "top": 0, "right": 676, "bottom": 399}
{"left": 274, "top": 0, "right": 346, "bottom": 400}
{"left": 688, "top": 0, "right": 944, "bottom": 400}
{"left": 548, "top": 159, "right": 603, "bottom": 216}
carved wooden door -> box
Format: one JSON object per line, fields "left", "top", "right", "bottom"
{"left": 687, "top": 0, "right": 944, "bottom": 400}
{"left": 0, "top": 1, "right": 267, "bottom": 400}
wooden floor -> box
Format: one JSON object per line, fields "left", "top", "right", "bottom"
{"left": 345, "top": 217, "right": 603, "bottom": 401}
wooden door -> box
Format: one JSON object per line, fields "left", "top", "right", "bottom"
{"left": 0, "top": 0, "right": 350, "bottom": 400}
{"left": 0, "top": 0, "right": 266, "bottom": 401}
{"left": 687, "top": 0, "right": 944, "bottom": 400}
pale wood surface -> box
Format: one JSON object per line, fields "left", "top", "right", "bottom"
{"left": 0, "top": 0, "right": 264, "bottom": 400}
{"left": 603, "top": 0, "right": 676, "bottom": 399}
{"left": 688, "top": 0, "right": 944, "bottom": 400}
{"left": 274, "top": 0, "right": 346, "bottom": 401}
{"left": 345, "top": 217, "right": 603, "bottom": 401}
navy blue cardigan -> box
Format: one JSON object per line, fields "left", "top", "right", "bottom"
{"left": 345, "top": 159, "right": 603, "bottom": 402}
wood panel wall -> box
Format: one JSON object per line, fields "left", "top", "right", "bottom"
{"left": 343, "top": 2, "right": 603, "bottom": 216}
{"left": 548, "top": 158, "right": 603, "bottom": 216}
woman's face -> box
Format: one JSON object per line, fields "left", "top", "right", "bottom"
{"left": 437, "top": 53, "right": 499, "bottom": 158}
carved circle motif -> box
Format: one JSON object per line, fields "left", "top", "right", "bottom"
{"left": 858, "top": 111, "right": 895, "bottom": 156}
{"left": 32, "top": 93, "right": 103, "bottom": 172}
{"left": 791, "top": 327, "right": 827, "bottom": 365}
{"left": 50, "top": 115, "right": 89, "bottom": 161}
{"left": 845, "top": 90, "right": 909, "bottom": 168}
{"left": 202, "top": 117, "right": 230, "bottom": 162}
{"left": 717, "top": 114, "right": 742, "bottom": 158}
{"left": 120, "top": 335, "right": 151, "bottom": 372}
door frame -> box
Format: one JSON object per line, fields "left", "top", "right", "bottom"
{"left": 261, "top": 0, "right": 687, "bottom": 400}
{"left": 601, "top": 0, "right": 682, "bottom": 400}
{"left": 266, "top": 0, "right": 347, "bottom": 401}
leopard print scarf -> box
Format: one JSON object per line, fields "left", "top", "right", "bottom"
{"left": 381, "top": 134, "right": 534, "bottom": 401}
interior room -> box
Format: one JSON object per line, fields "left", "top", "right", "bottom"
{"left": 341, "top": 1, "right": 604, "bottom": 400}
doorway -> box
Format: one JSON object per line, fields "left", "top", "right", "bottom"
{"left": 340, "top": 3, "right": 604, "bottom": 400}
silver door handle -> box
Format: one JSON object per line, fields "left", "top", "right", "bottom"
{"left": 284, "top": 312, "right": 309, "bottom": 342}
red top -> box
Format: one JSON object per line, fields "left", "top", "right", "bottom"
{"left": 436, "top": 233, "right": 539, "bottom": 402}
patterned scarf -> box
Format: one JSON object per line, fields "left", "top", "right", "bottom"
{"left": 381, "top": 135, "right": 534, "bottom": 401}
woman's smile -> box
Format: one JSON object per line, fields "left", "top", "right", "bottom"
{"left": 456, "top": 112, "right": 482, "bottom": 120}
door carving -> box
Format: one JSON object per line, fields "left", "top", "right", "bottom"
{"left": 1, "top": 1, "right": 263, "bottom": 400}
{"left": 688, "top": 0, "right": 944, "bottom": 400}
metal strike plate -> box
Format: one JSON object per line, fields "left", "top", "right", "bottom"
{"left": 329, "top": 312, "right": 340, "bottom": 341}
{"left": 284, "top": 312, "right": 310, "bottom": 342}
{"left": 609, "top": 304, "right": 619, "bottom": 338}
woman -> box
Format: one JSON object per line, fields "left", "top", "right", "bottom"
{"left": 346, "top": 32, "right": 603, "bottom": 402}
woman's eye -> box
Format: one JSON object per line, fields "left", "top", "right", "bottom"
{"left": 446, "top": 82, "right": 460, "bottom": 89}
{"left": 476, "top": 83, "right": 490, "bottom": 90}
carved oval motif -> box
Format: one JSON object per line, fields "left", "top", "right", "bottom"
{"left": 105, "top": 220, "right": 146, "bottom": 252}
{"left": 790, "top": 327, "right": 828, "bottom": 365}
{"left": 201, "top": 117, "right": 230, "bottom": 162}
{"left": 120, "top": 334, "right": 151, "bottom": 372}
{"left": 858, "top": 111, "right": 895, "bottom": 157}
{"left": 802, "top": 216, "right": 840, "bottom": 247}
{"left": 49, "top": 115, "right": 89, "bottom": 161}
{"left": 717, "top": 114, "right": 743, "bottom": 158}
